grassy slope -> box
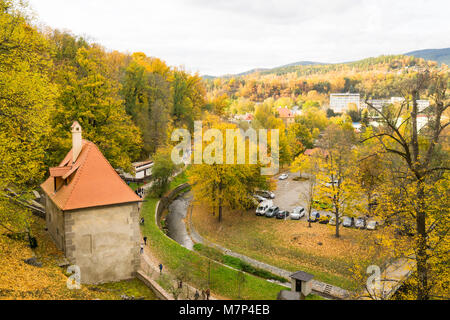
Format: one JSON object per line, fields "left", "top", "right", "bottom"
{"left": 139, "top": 175, "right": 324, "bottom": 300}
{"left": 191, "top": 205, "right": 374, "bottom": 291}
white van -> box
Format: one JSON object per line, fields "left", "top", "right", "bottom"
{"left": 256, "top": 200, "right": 273, "bottom": 216}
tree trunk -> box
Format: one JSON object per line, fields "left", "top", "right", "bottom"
{"left": 416, "top": 182, "right": 429, "bottom": 300}
{"left": 218, "top": 182, "right": 223, "bottom": 222}
{"left": 211, "top": 183, "right": 216, "bottom": 216}
{"left": 307, "top": 199, "right": 312, "bottom": 228}
{"left": 335, "top": 210, "right": 340, "bottom": 238}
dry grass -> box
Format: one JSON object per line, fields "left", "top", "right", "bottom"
{"left": 192, "top": 204, "right": 380, "bottom": 290}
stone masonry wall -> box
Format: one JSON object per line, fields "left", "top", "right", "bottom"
{"left": 65, "top": 202, "right": 140, "bottom": 284}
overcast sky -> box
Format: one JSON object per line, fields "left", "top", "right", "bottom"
{"left": 28, "top": 0, "right": 450, "bottom": 76}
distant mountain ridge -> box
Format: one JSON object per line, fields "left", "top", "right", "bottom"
{"left": 404, "top": 47, "right": 450, "bottom": 66}
{"left": 203, "top": 47, "right": 449, "bottom": 79}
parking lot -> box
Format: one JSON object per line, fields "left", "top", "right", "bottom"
{"left": 271, "top": 171, "right": 331, "bottom": 221}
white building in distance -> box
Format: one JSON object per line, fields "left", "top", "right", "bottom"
{"left": 329, "top": 93, "right": 360, "bottom": 113}
{"left": 390, "top": 97, "right": 430, "bottom": 112}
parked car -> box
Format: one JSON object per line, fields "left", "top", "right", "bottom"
{"left": 253, "top": 194, "right": 267, "bottom": 203}
{"left": 290, "top": 206, "right": 305, "bottom": 220}
{"left": 329, "top": 215, "right": 342, "bottom": 226}
{"left": 279, "top": 173, "right": 289, "bottom": 180}
{"left": 342, "top": 216, "right": 354, "bottom": 228}
{"left": 308, "top": 211, "right": 320, "bottom": 222}
{"left": 366, "top": 220, "right": 378, "bottom": 230}
{"left": 255, "top": 200, "right": 273, "bottom": 216}
{"left": 276, "top": 210, "right": 290, "bottom": 219}
{"left": 257, "top": 190, "right": 275, "bottom": 199}
{"left": 265, "top": 206, "right": 280, "bottom": 218}
{"left": 355, "top": 217, "right": 367, "bottom": 229}
{"left": 318, "top": 215, "right": 330, "bottom": 224}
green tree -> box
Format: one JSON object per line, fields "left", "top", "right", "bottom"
{"left": 151, "top": 147, "right": 177, "bottom": 197}
{"left": 121, "top": 55, "right": 172, "bottom": 157}
{"left": 287, "top": 123, "right": 314, "bottom": 157}
{"left": 172, "top": 69, "right": 205, "bottom": 130}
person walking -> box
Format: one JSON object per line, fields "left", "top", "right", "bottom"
{"left": 194, "top": 290, "right": 199, "bottom": 300}
{"left": 143, "top": 236, "right": 147, "bottom": 246}
{"left": 205, "top": 288, "right": 210, "bottom": 300}
{"left": 140, "top": 243, "right": 144, "bottom": 254}
{"left": 159, "top": 263, "right": 163, "bottom": 274}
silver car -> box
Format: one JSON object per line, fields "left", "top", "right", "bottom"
{"left": 290, "top": 206, "right": 305, "bottom": 220}
{"left": 366, "top": 220, "right": 378, "bottom": 230}
{"left": 256, "top": 201, "right": 272, "bottom": 216}
{"left": 265, "top": 206, "right": 280, "bottom": 218}
{"left": 355, "top": 217, "right": 367, "bottom": 229}
{"left": 279, "top": 173, "right": 289, "bottom": 180}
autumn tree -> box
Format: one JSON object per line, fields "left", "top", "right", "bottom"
{"left": 189, "top": 117, "right": 270, "bottom": 222}
{"left": 292, "top": 153, "right": 323, "bottom": 227}
{"left": 0, "top": 0, "right": 55, "bottom": 234}
{"left": 287, "top": 122, "right": 313, "bottom": 157}
{"left": 364, "top": 69, "right": 449, "bottom": 300}
{"left": 356, "top": 127, "right": 387, "bottom": 216}
{"left": 317, "top": 123, "right": 360, "bottom": 238}
{"left": 48, "top": 46, "right": 142, "bottom": 172}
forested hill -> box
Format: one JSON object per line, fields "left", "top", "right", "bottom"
{"left": 404, "top": 47, "right": 450, "bottom": 66}
{"left": 206, "top": 48, "right": 449, "bottom": 79}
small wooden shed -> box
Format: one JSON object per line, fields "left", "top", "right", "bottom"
{"left": 290, "top": 271, "right": 314, "bottom": 300}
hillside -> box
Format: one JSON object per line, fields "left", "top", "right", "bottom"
{"left": 404, "top": 47, "right": 450, "bottom": 65}
{"left": 206, "top": 48, "right": 449, "bottom": 79}
{"left": 203, "top": 54, "right": 444, "bottom": 102}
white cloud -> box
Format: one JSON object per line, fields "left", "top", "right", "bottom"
{"left": 28, "top": 0, "right": 450, "bottom": 76}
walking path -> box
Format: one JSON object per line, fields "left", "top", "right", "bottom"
{"left": 138, "top": 246, "right": 218, "bottom": 300}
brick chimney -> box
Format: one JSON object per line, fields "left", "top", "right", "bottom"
{"left": 71, "top": 121, "right": 82, "bottom": 163}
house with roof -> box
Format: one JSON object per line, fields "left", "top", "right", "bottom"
{"left": 277, "top": 107, "right": 295, "bottom": 126}
{"left": 41, "top": 122, "right": 142, "bottom": 284}
{"left": 118, "top": 160, "right": 154, "bottom": 183}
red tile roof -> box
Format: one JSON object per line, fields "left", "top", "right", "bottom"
{"left": 41, "top": 140, "right": 141, "bottom": 211}
{"left": 277, "top": 107, "right": 294, "bottom": 118}
{"left": 49, "top": 166, "right": 72, "bottom": 177}
{"left": 244, "top": 113, "right": 254, "bottom": 121}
